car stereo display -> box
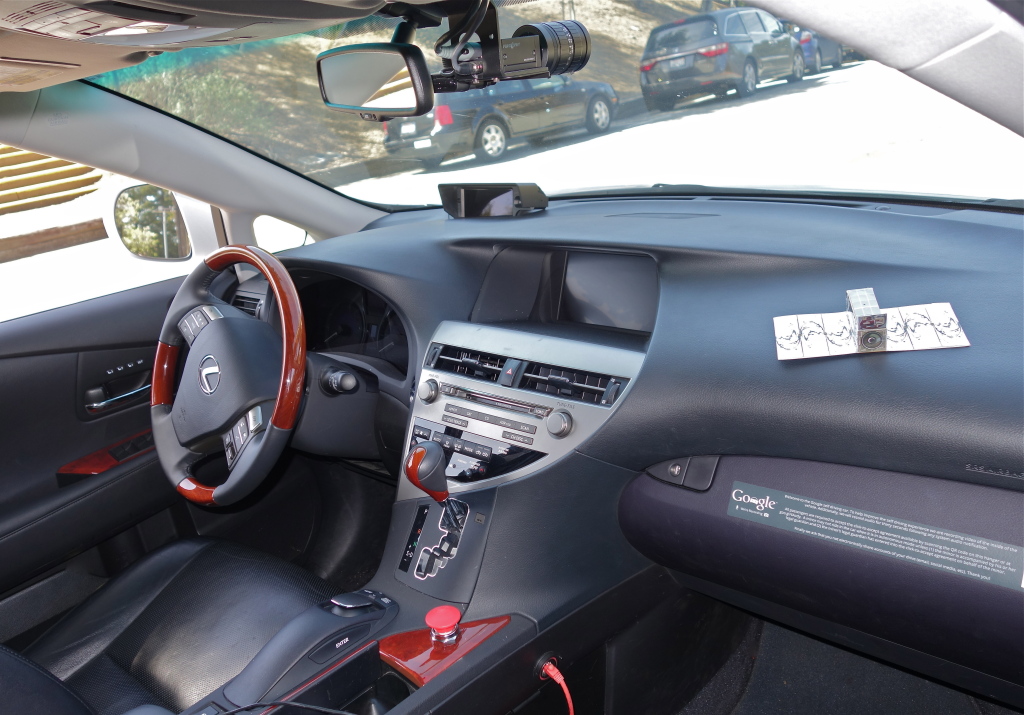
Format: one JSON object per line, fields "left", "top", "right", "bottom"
{"left": 560, "top": 252, "right": 658, "bottom": 332}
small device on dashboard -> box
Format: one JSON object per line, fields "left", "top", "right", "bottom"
{"left": 438, "top": 183, "right": 548, "bottom": 218}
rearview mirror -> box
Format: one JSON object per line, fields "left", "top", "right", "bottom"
{"left": 317, "top": 43, "right": 434, "bottom": 120}
{"left": 113, "top": 184, "right": 191, "bottom": 260}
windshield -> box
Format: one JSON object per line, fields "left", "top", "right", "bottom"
{"left": 89, "top": 2, "right": 1024, "bottom": 208}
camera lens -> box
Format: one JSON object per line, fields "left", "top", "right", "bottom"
{"left": 860, "top": 331, "right": 884, "bottom": 350}
{"left": 513, "top": 20, "right": 591, "bottom": 75}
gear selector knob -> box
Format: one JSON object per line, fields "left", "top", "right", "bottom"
{"left": 405, "top": 440, "right": 449, "bottom": 502}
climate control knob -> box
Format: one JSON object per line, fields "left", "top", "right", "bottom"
{"left": 418, "top": 379, "right": 439, "bottom": 404}
{"left": 546, "top": 410, "right": 573, "bottom": 438}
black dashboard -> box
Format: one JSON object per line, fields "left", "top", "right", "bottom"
{"left": 281, "top": 195, "right": 1023, "bottom": 490}
{"left": 249, "top": 194, "right": 1022, "bottom": 705}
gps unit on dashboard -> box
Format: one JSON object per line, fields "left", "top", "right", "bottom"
{"left": 438, "top": 183, "right": 548, "bottom": 218}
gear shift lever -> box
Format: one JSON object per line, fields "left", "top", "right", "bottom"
{"left": 404, "top": 441, "right": 449, "bottom": 502}
{"left": 405, "top": 440, "right": 469, "bottom": 578}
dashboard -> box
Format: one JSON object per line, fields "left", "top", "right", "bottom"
{"left": 244, "top": 194, "right": 1021, "bottom": 705}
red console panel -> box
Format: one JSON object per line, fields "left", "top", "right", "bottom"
{"left": 378, "top": 615, "right": 511, "bottom": 688}
{"left": 57, "top": 429, "right": 154, "bottom": 476}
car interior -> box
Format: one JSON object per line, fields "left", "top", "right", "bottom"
{"left": 0, "top": 0, "right": 1021, "bottom": 714}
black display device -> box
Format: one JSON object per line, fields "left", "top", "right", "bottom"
{"left": 439, "top": 183, "right": 548, "bottom": 218}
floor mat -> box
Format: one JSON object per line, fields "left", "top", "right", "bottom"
{"left": 682, "top": 620, "right": 1021, "bottom": 715}
{"left": 732, "top": 624, "right": 979, "bottom": 715}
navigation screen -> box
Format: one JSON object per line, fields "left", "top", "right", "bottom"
{"left": 561, "top": 252, "right": 658, "bottom": 333}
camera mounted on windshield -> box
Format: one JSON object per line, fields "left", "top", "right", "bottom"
{"left": 315, "top": 0, "right": 591, "bottom": 121}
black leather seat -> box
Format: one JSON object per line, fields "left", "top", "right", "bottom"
{"left": 18, "top": 538, "right": 334, "bottom": 715}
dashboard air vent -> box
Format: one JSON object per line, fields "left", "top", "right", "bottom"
{"left": 520, "top": 362, "right": 627, "bottom": 405}
{"left": 432, "top": 344, "right": 505, "bottom": 383}
{"left": 232, "top": 293, "right": 262, "bottom": 317}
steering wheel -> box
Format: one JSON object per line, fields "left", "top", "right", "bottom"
{"left": 151, "top": 246, "right": 305, "bottom": 506}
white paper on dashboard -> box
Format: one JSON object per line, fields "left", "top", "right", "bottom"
{"left": 773, "top": 302, "right": 968, "bottom": 360}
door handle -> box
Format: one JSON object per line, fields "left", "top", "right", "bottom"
{"left": 85, "top": 384, "right": 151, "bottom": 414}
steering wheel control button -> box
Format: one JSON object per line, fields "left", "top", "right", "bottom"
{"left": 426, "top": 605, "right": 462, "bottom": 644}
{"left": 309, "top": 623, "right": 373, "bottom": 664}
{"left": 418, "top": 378, "right": 440, "bottom": 403}
{"left": 177, "top": 306, "right": 222, "bottom": 345}
{"left": 223, "top": 433, "right": 237, "bottom": 465}
{"left": 246, "top": 406, "right": 264, "bottom": 434}
{"left": 545, "top": 410, "right": 573, "bottom": 438}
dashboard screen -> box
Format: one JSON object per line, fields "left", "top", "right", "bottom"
{"left": 561, "top": 252, "right": 658, "bottom": 333}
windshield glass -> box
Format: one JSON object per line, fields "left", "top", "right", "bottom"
{"left": 89, "top": 1, "right": 1024, "bottom": 207}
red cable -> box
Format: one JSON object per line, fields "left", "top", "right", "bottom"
{"left": 541, "top": 661, "right": 574, "bottom": 715}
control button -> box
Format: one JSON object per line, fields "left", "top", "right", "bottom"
{"left": 246, "top": 406, "right": 264, "bottom": 434}
{"left": 452, "top": 438, "right": 465, "bottom": 453}
{"left": 530, "top": 406, "right": 550, "bottom": 417}
{"left": 601, "top": 379, "right": 623, "bottom": 405}
{"left": 440, "top": 383, "right": 455, "bottom": 395}
{"left": 190, "top": 309, "right": 209, "bottom": 331}
{"left": 177, "top": 318, "right": 195, "bottom": 344}
{"left": 442, "top": 415, "right": 468, "bottom": 428}
{"left": 502, "top": 431, "right": 534, "bottom": 445}
{"left": 647, "top": 458, "right": 688, "bottom": 486}
{"left": 499, "top": 359, "right": 522, "bottom": 387}
{"left": 223, "top": 434, "right": 237, "bottom": 464}
{"left": 431, "top": 432, "right": 444, "bottom": 444}
{"left": 235, "top": 418, "right": 249, "bottom": 446}
{"left": 682, "top": 455, "right": 719, "bottom": 491}
{"left": 323, "top": 368, "right": 358, "bottom": 395}
{"left": 418, "top": 379, "right": 439, "bottom": 403}
{"left": 331, "top": 592, "right": 375, "bottom": 609}
{"left": 425, "top": 605, "right": 461, "bottom": 644}
{"left": 309, "top": 624, "right": 372, "bottom": 664}
{"left": 439, "top": 434, "right": 455, "bottom": 450}
{"left": 413, "top": 425, "right": 432, "bottom": 440}
{"left": 546, "top": 410, "right": 573, "bottom": 438}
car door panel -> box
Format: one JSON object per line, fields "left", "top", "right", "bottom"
{"left": 0, "top": 277, "right": 187, "bottom": 595}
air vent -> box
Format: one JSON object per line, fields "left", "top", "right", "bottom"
{"left": 520, "top": 362, "right": 628, "bottom": 405}
{"left": 432, "top": 344, "right": 505, "bottom": 383}
{"left": 232, "top": 293, "right": 261, "bottom": 317}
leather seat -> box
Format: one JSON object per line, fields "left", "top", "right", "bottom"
{"left": 19, "top": 538, "right": 334, "bottom": 715}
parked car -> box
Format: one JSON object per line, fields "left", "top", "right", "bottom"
{"left": 383, "top": 75, "right": 617, "bottom": 165}
{"left": 780, "top": 20, "right": 844, "bottom": 74}
{"left": 640, "top": 8, "right": 805, "bottom": 112}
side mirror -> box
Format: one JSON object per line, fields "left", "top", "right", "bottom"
{"left": 317, "top": 43, "right": 434, "bottom": 120}
{"left": 113, "top": 184, "right": 191, "bottom": 260}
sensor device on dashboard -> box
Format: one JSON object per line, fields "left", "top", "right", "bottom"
{"left": 438, "top": 184, "right": 548, "bottom": 218}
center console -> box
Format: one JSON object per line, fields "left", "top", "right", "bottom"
{"left": 399, "top": 321, "right": 646, "bottom": 500}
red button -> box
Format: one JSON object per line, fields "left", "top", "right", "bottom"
{"left": 425, "top": 605, "right": 461, "bottom": 635}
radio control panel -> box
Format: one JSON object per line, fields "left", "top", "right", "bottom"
{"left": 397, "top": 322, "right": 645, "bottom": 501}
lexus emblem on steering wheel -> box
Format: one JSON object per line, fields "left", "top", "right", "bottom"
{"left": 198, "top": 355, "right": 221, "bottom": 395}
